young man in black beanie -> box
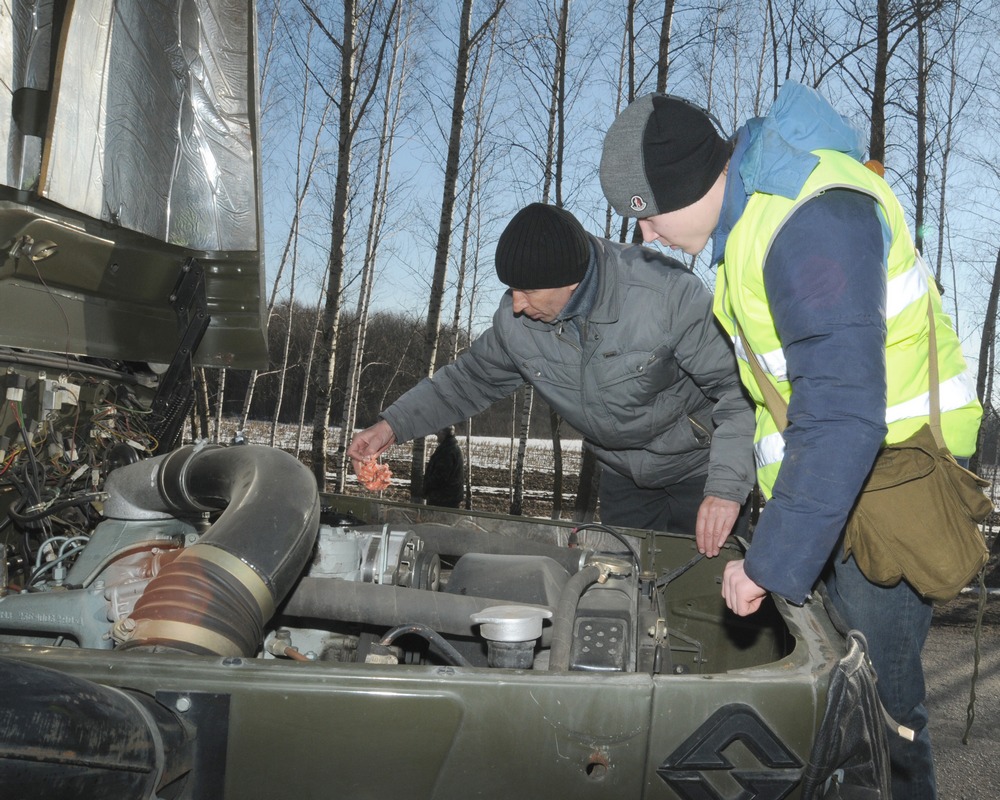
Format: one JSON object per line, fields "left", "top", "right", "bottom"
{"left": 348, "top": 203, "right": 755, "bottom": 549}
{"left": 600, "top": 83, "right": 982, "bottom": 800}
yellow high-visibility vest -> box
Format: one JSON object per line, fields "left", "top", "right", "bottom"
{"left": 714, "top": 150, "right": 981, "bottom": 496}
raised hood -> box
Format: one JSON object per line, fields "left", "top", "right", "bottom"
{"left": 0, "top": 0, "right": 267, "bottom": 368}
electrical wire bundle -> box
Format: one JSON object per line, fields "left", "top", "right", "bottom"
{"left": 0, "top": 396, "right": 104, "bottom": 591}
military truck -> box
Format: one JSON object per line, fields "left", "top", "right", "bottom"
{"left": 0, "top": 3, "right": 888, "bottom": 798}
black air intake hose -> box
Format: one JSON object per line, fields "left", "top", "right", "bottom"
{"left": 107, "top": 445, "right": 320, "bottom": 656}
{"left": 284, "top": 577, "right": 555, "bottom": 639}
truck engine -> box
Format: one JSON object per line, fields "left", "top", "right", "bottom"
{"left": 0, "top": 387, "right": 655, "bottom": 675}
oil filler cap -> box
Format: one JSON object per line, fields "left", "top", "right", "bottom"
{"left": 471, "top": 605, "right": 553, "bottom": 642}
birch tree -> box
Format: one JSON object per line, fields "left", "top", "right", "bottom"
{"left": 334, "top": 5, "right": 412, "bottom": 491}
{"left": 410, "top": 0, "right": 506, "bottom": 500}
{"left": 504, "top": 0, "right": 568, "bottom": 516}
{"left": 305, "top": 0, "right": 400, "bottom": 490}
{"left": 239, "top": 22, "right": 331, "bottom": 435}
{"left": 447, "top": 25, "right": 501, "bottom": 510}
{"left": 295, "top": 282, "right": 328, "bottom": 458}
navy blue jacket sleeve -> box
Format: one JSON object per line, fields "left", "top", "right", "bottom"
{"left": 742, "top": 189, "right": 889, "bottom": 603}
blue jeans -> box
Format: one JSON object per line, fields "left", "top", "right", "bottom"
{"left": 824, "top": 554, "right": 937, "bottom": 800}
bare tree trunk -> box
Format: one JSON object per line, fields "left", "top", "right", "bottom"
{"left": 548, "top": 0, "right": 571, "bottom": 519}
{"left": 463, "top": 425, "right": 473, "bottom": 510}
{"left": 553, "top": 0, "right": 568, "bottom": 208}
{"left": 766, "top": 0, "right": 779, "bottom": 97}
{"left": 508, "top": 391, "right": 517, "bottom": 506}
{"left": 655, "top": 0, "right": 675, "bottom": 92}
{"left": 914, "top": 8, "right": 928, "bottom": 254}
{"left": 511, "top": 384, "right": 534, "bottom": 512}
{"left": 310, "top": 3, "right": 356, "bottom": 491}
{"left": 414, "top": 0, "right": 505, "bottom": 500}
{"left": 213, "top": 368, "right": 226, "bottom": 443}
{"left": 934, "top": 0, "right": 961, "bottom": 288}
{"left": 449, "top": 27, "right": 497, "bottom": 509}
{"left": 307, "top": 0, "right": 400, "bottom": 490}
{"left": 869, "top": 0, "right": 890, "bottom": 163}
{"left": 460, "top": 218, "right": 484, "bottom": 513}
{"left": 335, "top": 6, "right": 410, "bottom": 491}
{"left": 510, "top": 386, "right": 532, "bottom": 515}
{"left": 970, "top": 248, "right": 999, "bottom": 477}
{"left": 269, "top": 303, "right": 295, "bottom": 447}
{"left": 237, "top": 367, "right": 256, "bottom": 434}
{"left": 512, "top": 0, "right": 570, "bottom": 518}
{"left": 617, "top": 3, "right": 635, "bottom": 244}
{"left": 295, "top": 286, "right": 327, "bottom": 459}
{"left": 549, "top": 409, "right": 563, "bottom": 519}
{"left": 573, "top": 449, "right": 600, "bottom": 524}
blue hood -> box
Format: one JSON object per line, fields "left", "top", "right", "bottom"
{"left": 739, "top": 82, "right": 866, "bottom": 200}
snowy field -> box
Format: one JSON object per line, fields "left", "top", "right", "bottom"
{"left": 230, "top": 420, "right": 584, "bottom": 475}
{"left": 212, "top": 420, "right": 999, "bottom": 523}
{"left": 214, "top": 421, "right": 583, "bottom": 513}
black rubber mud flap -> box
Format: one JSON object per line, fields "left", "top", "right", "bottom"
{"left": 800, "top": 631, "right": 892, "bottom": 799}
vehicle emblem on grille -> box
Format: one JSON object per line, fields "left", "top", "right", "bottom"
{"left": 657, "top": 703, "right": 802, "bottom": 800}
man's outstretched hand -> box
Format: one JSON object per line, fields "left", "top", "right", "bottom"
{"left": 346, "top": 420, "right": 396, "bottom": 471}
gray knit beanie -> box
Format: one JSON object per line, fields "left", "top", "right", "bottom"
{"left": 600, "top": 94, "right": 730, "bottom": 218}
{"left": 495, "top": 203, "right": 590, "bottom": 289}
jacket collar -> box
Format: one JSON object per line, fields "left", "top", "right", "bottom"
{"left": 709, "top": 80, "right": 866, "bottom": 265}
{"left": 710, "top": 125, "right": 752, "bottom": 266}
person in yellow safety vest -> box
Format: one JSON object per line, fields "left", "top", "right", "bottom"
{"left": 599, "top": 81, "right": 982, "bottom": 800}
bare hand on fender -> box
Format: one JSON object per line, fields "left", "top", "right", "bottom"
{"left": 695, "top": 496, "right": 740, "bottom": 557}
{"left": 722, "top": 559, "right": 767, "bottom": 616}
{"left": 347, "top": 420, "right": 396, "bottom": 473}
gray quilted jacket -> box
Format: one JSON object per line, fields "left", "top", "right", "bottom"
{"left": 381, "top": 237, "right": 755, "bottom": 504}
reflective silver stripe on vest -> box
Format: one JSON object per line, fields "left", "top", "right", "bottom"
{"left": 886, "top": 261, "right": 928, "bottom": 318}
{"left": 737, "top": 262, "right": 935, "bottom": 387}
{"left": 885, "top": 369, "right": 979, "bottom": 423}
{"left": 734, "top": 240, "right": 931, "bottom": 389}
{"left": 754, "top": 369, "right": 977, "bottom": 472}
{"left": 754, "top": 431, "right": 785, "bottom": 468}
{"left": 734, "top": 337, "right": 788, "bottom": 382}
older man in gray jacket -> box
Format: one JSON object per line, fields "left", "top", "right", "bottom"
{"left": 348, "top": 203, "right": 755, "bottom": 553}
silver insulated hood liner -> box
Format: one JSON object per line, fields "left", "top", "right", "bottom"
{"left": 0, "top": 0, "right": 267, "bottom": 367}
{"left": 5, "top": 0, "right": 257, "bottom": 251}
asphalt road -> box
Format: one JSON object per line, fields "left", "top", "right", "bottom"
{"left": 925, "top": 591, "right": 1000, "bottom": 799}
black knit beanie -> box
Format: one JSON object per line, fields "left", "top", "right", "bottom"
{"left": 495, "top": 203, "right": 590, "bottom": 289}
{"left": 600, "top": 94, "right": 730, "bottom": 218}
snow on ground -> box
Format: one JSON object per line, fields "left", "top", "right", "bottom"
{"left": 229, "top": 421, "right": 583, "bottom": 474}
